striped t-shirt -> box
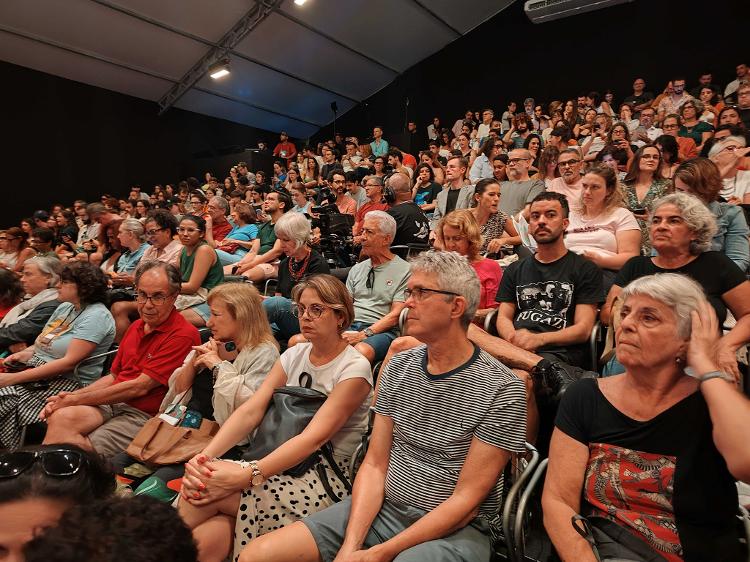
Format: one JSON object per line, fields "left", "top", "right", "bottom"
{"left": 374, "top": 344, "right": 527, "bottom": 516}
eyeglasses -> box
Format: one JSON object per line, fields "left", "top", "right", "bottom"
{"left": 291, "top": 303, "right": 328, "bottom": 319}
{"left": 135, "top": 292, "right": 174, "bottom": 305}
{"left": 558, "top": 160, "right": 581, "bottom": 168}
{"left": 146, "top": 227, "right": 166, "bottom": 236}
{"left": 178, "top": 227, "right": 199, "bottom": 234}
{"left": 404, "top": 287, "right": 460, "bottom": 302}
{"left": 507, "top": 158, "right": 530, "bottom": 165}
{"left": 0, "top": 449, "right": 85, "bottom": 479}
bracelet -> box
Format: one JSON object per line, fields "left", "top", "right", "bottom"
{"left": 684, "top": 368, "right": 734, "bottom": 384}
{"left": 247, "top": 460, "right": 265, "bottom": 487}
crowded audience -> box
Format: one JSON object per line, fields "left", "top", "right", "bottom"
{"left": 2, "top": 62, "right": 750, "bottom": 562}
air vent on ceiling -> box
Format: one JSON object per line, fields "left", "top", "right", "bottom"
{"left": 524, "top": 0, "right": 634, "bottom": 23}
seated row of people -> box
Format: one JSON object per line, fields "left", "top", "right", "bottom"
{"left": 5, "top": 206, "right": 750, "bottom": 562}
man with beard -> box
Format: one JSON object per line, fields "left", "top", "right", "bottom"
{"left": 547, "top": 148, "right": 585, "bottom": 206}
{"left": 495, "top": 191, "right": 602, "bottom": 368}
{"left": 499, "top": 149, "right": 545, "bottom": 217}
{"left": 503, "top": 113, "right": 533, "bottom": 149}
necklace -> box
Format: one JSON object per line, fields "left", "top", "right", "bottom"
{"left": 288, "top": 249, "right": 312, "bottom": 281}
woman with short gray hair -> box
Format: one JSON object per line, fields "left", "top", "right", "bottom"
{"left": 544, "top": 273, "right": 750, "bottom": 562}
{"left": 601, "top": 192, "right": 750, "bottom": 380}
{"left": 262, "top": 212, "right": 330, "bottom": 342}
{"left": 0, "top": 256, "right": 63, "bottom": 351}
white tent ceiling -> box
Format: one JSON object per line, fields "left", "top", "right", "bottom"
{"left": 0, "top": 0, "right": 514, "bottom": 138}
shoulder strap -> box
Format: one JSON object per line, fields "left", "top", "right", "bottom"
{"left": 317, "top": 443, "right": 352, "bottom": 503}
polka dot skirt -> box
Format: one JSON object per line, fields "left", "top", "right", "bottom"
{"left": 232, "top": 454, "right": 350, "bottom": 561}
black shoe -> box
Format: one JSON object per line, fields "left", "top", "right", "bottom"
{"left": 531, "top": 359, "right": 597, "bottom": 401}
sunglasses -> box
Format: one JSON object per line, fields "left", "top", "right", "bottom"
{"left": 0, "top": 448, "right": 85, "bottom": 479}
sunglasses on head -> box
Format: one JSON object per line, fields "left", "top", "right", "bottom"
{"left": 0, "top": 448, "right": 86, "bottom": 479}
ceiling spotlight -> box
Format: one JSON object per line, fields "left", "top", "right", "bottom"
{"left": 209, "top": 59, "right": 230, "bottom": 80}
{"left": 294, "top": 0, "right": 307, "bottom": 5}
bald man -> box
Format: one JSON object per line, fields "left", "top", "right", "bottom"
{"left": 386, "top": 172, "right": 430, "bottom": 247}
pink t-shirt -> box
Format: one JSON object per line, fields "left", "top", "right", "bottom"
{"left": 565, "top": 207, "right": 639, "bottom": 257}
{"left": 547, "top": 177, "right": 584, "bottom": 207}
{"left": 471, "top": 258, "right": 502, "bottom": 309}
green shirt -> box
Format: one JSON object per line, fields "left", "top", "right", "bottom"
{"left": 180, "top": 241, "right": 224, "bottom": 290}
{"left": 257, "top": 220, "right": 277, "bottom": 255}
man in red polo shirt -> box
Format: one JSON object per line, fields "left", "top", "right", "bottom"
{"left": 204, "top": 196, "right": 232, "bottom": 245}
{"left": 42, "top": 261, "right": 200, "bottom": 457}
{"left": 353, "top": 175, "right": 389, "bottom": 241}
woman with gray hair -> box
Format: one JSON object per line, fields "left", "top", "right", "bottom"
{"left": 601, "top": 192, "right": 750, "bottom": 380}
{"left": 110, "top": 218, "right": 148, "bottom": 286}
{"left": 0, "top": 256, "right": 62, "bottom": 352}
{"left": 544, "top": 273, "right": 749, "bottom": 562}
{"left": 262, "top": 212, "right": 330, "bottom": 342}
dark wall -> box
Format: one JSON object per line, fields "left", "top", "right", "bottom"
{"left": 1, "top": 61, "right": 275, "bottom": 224}
{"left": 317, "top": 0, "right": 750, "bottom": 145}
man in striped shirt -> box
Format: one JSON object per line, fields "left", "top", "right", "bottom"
{"left": 238, "top": 251, "right": 527, "bottom": 562}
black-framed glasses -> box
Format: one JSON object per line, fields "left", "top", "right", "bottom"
{"left": 404, "top": 287, "right": 460, "bottom": 302}
{"left": 366, "top": 267, "right": 375, "bottom": 290}
{"left": 291, "top": 303, "right": 328, "bottom": 319}
{"left": 507, "top": 158, "right": 530, "bottom": 165}
{"left": 0, "top": 449, "right": 85, "bottom": 479}
{"left": 135, "top": 292, "right": 174, "bottom": 306}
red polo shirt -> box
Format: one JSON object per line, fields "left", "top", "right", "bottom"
{"left": 212, "top": 219, "right": 232, "bottom": 242}
{"left": 354, "top": 201, "right": 390, "bottom": 236}
{"left": 111, "top": 308, "right": 200, "bottom": 415}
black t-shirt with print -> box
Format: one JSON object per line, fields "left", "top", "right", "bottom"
{"left": 388, "top": 202, "right": 430, "bottom": 247}
{"left": 497, "top": 251, "right": 604, "bottom": 366}
{"left": 414, "top": 182, "right": 442, "bottom": 206}
{"left": 276, "top": 250, "right": 330, "bottom": 299}
{"left": 614, "top": 252, "right": 745, "bottom": 325}
{"left": 556, "top": 378, "right": 741, "bottom": 562}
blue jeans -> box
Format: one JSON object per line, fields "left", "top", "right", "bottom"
{"left": 263, "top": 296, "right": 301, "bottom": 343}
{"left": 262, "top": 297, "right": 396, "bottom": 362}
{"left": 216, "top": 248, "right": 246, "bottom": 266}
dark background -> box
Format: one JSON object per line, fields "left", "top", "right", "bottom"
{"left": 1, "top": 61, "right": 274, "bottom": 224}
{"left": 314, "top": 0, "right": 750, "bottom": 146}
{"left": 2, "top": 0, "right": 749, "bottom": 224}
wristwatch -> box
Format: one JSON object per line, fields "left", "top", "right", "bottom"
{"left": 363, "top": 327, "right": 375, "bottom": 338}
{"left": 211, "top": 363, "right": 221, "bottom": 384}
{"left": 684, "top": 368, "right": 734, "bottom": 384}
{"left": 247, "top": 460, "right": 265, "bottom": 487}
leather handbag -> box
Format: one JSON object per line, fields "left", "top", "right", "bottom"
{"left": 240, "top": 373, "right": 353, "bottom": 502}
{"left": 126, "top": 416, "right": 219, "bottom": 466}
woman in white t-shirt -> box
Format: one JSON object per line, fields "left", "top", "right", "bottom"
{"left": 179, "top": 274, "right": 372, "bottom": 562}
{"left": 566, "top": 164, "right": 641, "bottom": 289}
